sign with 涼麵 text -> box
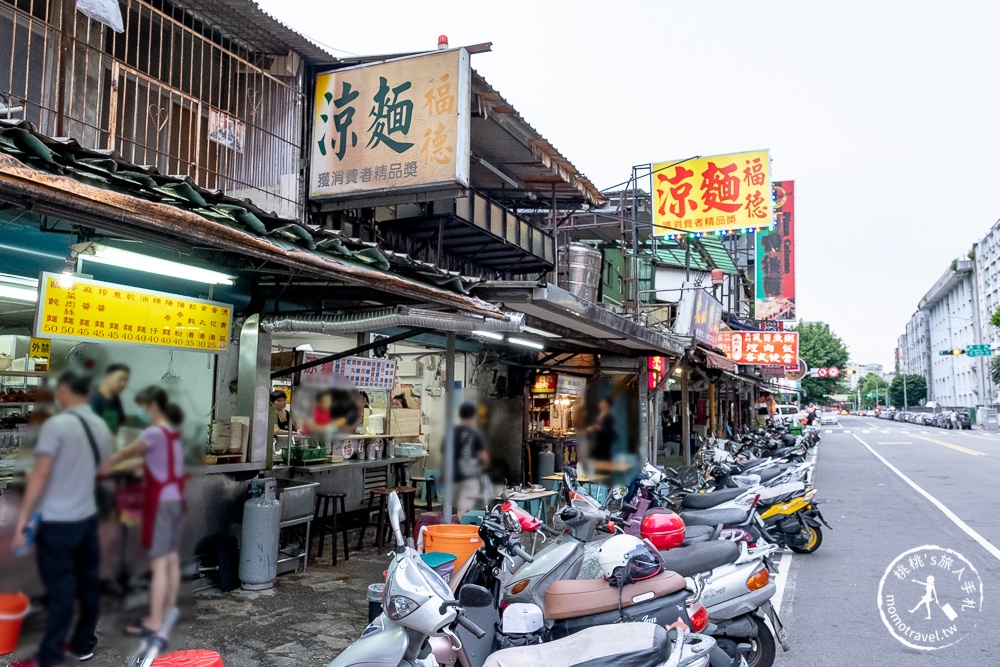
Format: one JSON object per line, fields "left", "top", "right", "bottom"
{"left": 310, "top": 49, "right": 471, "bottom": 200}
{"left": 725, "top": 331, "right": 799, "bottom": 366}
{"left": 653, "top": 150, "right": 772, "bottom": 235}
{"left": 34, "top": 273, "right": 232, "bottom": 353}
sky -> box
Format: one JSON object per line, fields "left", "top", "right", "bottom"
{"left": 256, "top": 0, "right": 1000, "bottom": 369}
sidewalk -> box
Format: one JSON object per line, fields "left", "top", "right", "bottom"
{"left": 8, "top": 542, "right": 388, "bottom": 666}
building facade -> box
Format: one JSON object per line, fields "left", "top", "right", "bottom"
{"left": 973, "top": 220, "right": 1000, "bottom": 403}
{"left": 922, "top": 261, "right": 983, "bottom": 407}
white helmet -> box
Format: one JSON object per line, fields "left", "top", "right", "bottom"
{"left": 597, "top": 535, "right": 663, "bottom": 587}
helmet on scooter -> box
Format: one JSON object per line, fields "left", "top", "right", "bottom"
{"left": 597, "top": 535, "right": 663, "bottom": 587}
{"left": 640, "top": 507, "right": 686, "bottom": 550}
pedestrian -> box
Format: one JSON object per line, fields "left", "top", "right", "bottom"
{"left": 452, "top": 402, "right": 488, "bottom": 516}
{"left": 588, "top": 397, "right": 616, "bottom": 461}
{"left": 109, "top": 386, "right": 186, "bottom": 638}
{"left": 89, "top": 363, "right": 130, "bottom": 435}
{"left": 950, "top": 410, "right": 959, "bottom": 430}
{"left": 12, "top": 370, "right": 111, "bottom": 667}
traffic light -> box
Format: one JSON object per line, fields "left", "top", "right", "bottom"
{"left": 939, "top": 349, "right": 966, "bottom": 356}
{"left": 845, "top": 369, "right": 856, "bottom": 375}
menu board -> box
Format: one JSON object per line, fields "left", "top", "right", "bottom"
{"left": 301, "top": 352, "right": 397, "bottom": 390}
{"left": 34, "top": 273, "right": 232, "bottom": 353}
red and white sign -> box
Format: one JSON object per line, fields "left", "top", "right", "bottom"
{"left": 828, "top": 367, "right": 840, "bottom": 378}
{"left": 817, "top": 367, "right": 828, "bottom": 378}
{"left": 726, "top": 331, "right": 799, "bottom": 366}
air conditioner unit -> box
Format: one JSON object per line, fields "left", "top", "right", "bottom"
{"left": 396, "top": 361, "right": 424, "bottom": 377}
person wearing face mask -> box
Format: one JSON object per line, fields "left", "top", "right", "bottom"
{"left": 109, "top": 386, "right": 187, "bottom": 638}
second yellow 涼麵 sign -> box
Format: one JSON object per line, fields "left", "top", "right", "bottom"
{"left": 652, "top": 149, "right": 771, "bottom": 235}
{"left": 34, "top": 273, "right": 233, "bottom": 353}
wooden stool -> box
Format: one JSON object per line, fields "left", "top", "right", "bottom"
{"left": 359, "top": 487, "right": 393, "bottom": 549}
{"left": 390, "top": 461, "right": 410, "bottom": 487}
{"left": 311, "top": 493, "right": 349, "bottom": 565}
{"left": 411, "top": 476, "right": 437, "bottom": 512}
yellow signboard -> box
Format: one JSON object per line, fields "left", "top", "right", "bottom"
{"left": 652, "top": 150, "right": 772, "bottom": 235}
{"left": 28, "top": 337, "right": 50, "bottom": 362}
{"left": 34, "top": 273, "right": 233, "bottom": 353}
{"left": 310, "top": 49, "right": 471, "bottom": 199}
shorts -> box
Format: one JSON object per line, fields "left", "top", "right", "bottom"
{"left": 149, "top": 500, "right": 184, "bottom": 558}
{"left": 455, "top": 478, "right": 482, "bottom": 513}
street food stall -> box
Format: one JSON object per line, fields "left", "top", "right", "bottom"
{"left": 526, "top": 372, "right": 588, "bottom": 482}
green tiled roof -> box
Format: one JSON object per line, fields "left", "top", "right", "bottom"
{"left": 647, "top": 236, "right": 738, "bottom": 275}
{"left": 0, "top": 119, "right": 476, "bottom": 295}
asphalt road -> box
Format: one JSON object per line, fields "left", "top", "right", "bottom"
{"left": 774, "top": 416, "right": 1000, "bottom": 665}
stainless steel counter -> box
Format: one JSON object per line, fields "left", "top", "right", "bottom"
{"left": 274, "top": 456, "right": 416, "bottom": 513}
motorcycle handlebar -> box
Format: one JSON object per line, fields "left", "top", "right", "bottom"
{"left": 456, "top": 613, "right": 487, "bottom": 639}
{"left": 510, "top": 542, "right": 534, "bottom": 563}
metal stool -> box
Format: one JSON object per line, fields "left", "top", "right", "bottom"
{"left": 311, "top": 493, "right": 349, "bottom": 565}
{"left": 359, "top": 487, "right": 393, "bottom": 549}
{"left": 411, "top": 476, "right": 438, "bottom": 512}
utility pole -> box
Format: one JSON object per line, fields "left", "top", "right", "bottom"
{"left": 903, "top": 373, "right": 909, "bottom": 411}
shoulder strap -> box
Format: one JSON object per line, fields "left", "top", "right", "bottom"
{"left": 72, "top": 412, "right": 102, "bottom": 466}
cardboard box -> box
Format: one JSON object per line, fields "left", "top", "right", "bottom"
{"left": 389, "top": 408, "right": 421, "bottom": 436}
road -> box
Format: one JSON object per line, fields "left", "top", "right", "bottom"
{"left": 774, "top": 416, "right": 1000, "bottom": 665}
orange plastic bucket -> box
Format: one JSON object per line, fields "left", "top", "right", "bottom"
{"left": 0, "top": 593, "right": 30, "bottom": 655}
{"left": 152, "top": 649, "right": 225, "bottom": 666}
{"left": 424, "top": 524, "right": 482, "bottom": 568}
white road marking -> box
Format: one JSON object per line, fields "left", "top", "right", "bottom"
{"left": 843, "top": 429, "right": 852, "bottom": 434}
{"left": 853, "top": 433, "right": 1000, "bottom": 562}
{"left": 876, "top": 441, "right": 913, "bottom": 445}
{"left": 862, "top": 429, "right": 871, "bottom": 433}
{"left": 771, "top": 443, "right": 820, "bottom": 615}
{"left": 824, "top": 429, "right": 833, "bottom": 433}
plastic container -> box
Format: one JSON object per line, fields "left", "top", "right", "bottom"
{"left": 367, "top": 583, "right": 385, "bottom": 622}
{"left": 0, "top": 593, "right": 30, "bottom": 655}
{"left": 424, "top": 524, "right": 483, "bottom": 568}
{"left": 421, "top": 552, "right": 457, "bottom": 583}
{"left": 151, "top": 649, "right": 225, "bottom": 666}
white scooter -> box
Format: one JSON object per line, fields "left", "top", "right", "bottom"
{"left": 328, "top": 492, "right": 715, "bottom": 667}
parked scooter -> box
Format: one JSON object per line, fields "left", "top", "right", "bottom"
{"left": 328, "top": 491, "right": 715, "bottom": 667}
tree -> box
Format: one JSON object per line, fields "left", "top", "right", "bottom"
{"left": 858, "top": 372, "right": 887, "bottom": 409}
{"left": 890, "top": 374, "right": 927, "bottom": 408}
{"left": 991, "top": 356, "right": 1000, "bottom": 387}
{"left": 795, "top": 321, "right": 850, "bottom": 402}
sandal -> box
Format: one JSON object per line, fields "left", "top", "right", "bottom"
{"left": 123, "top": 621, "right": 156, "bottom": 638}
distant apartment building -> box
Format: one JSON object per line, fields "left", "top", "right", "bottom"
{"left": 921, "top": 261, "right": 983, "bottom": 407}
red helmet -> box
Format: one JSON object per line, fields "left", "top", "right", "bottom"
{"left": 640, "top": 507, "right": 685, "bottom": 550}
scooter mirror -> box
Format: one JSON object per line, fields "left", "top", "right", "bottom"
{"left": 388, "top": 491, "right": 405, "bottom": 547}
{"left": 610, "top": 485, "right": 627, "bottom": 501}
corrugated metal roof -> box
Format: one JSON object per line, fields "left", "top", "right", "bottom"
{"left": 0, "top": 119, "right": 500, "bottom": 316}
{"left": 170, "top": 0, "right": 340, "bottom": 65}
{"left": 649, "top": 236, "right": 738, "bottom": 275}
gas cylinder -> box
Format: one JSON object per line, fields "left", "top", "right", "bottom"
{"left": 239, "top": 478, "right": 281, "bottom": 590}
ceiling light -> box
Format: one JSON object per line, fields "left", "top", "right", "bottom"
{"left": 473, "top": 330, "right": 504, "bottom": 341}
{"left": 0, "top": 284, "right": 37, "bottom": 302}
{"left": 73, "top": 243, "right": 235, "bottom": 285}
{"left": 509, "top": 337, "right": 544, "bottom": 350}
{"left": 523, "top": 326, "right": 560, "bottom": 339}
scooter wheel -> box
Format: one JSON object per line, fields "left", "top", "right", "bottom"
{"left": 720, "top": 621, "right": 777, "bottom": 667}
{"left": 789, "top": 525, "right": 823, "bottom": 554}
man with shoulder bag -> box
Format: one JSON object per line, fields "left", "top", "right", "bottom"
{"left": 12, "top": 370, "right": 112, "bottom": 667}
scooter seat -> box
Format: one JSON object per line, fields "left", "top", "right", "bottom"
{"left": 658, "top": 541, "right": 741, "bottom": 577}
{"left": 680, "top": 507, "right": 750, "bottom": 526}
{"left": 757, "top": 468, "right": 783, "bottom": 483}
{"left": 543, "top": 571, "right": 687, "bottom": 620}
{"left": 682, "top": 487, "right": 746, "bottom": 509}
{"left": 682, "top": 525, "right": 717, "bottom": 543}
{"left": 484, "top": 622, "right": 671, "bottom": 667}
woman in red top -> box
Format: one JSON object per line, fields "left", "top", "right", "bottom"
{"left": 110, "top": 386, "right": 186, "bottom": 637}
{"left": 305, "top": 390, "right": 333, "bottom": 433}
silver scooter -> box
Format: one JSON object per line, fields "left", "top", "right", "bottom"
{"left": 327, "top": 492, "right": 714, "bottom": 667}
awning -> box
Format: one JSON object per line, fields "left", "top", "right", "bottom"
{"left": 471, "top": 281, "right": 685, "bottom": 357}
{"left": 702, "top": 350, "right": 736, "bottom": 372}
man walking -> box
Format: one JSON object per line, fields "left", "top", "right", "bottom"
{"left": 452, "top": 402, "right": 488, "bottom": 516}
{"left": 13, "top": 370, "right": 112, "bottom": 667}
{"left": 89, "top": 363, "right": 130, "bottom": 436}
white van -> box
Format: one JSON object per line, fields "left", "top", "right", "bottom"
{"left": 774, "top": 404, "right": 804, "bottom": 425}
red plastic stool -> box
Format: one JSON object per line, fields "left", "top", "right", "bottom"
{"left": 152, "top": 649, "right": 224, "bottom": 666}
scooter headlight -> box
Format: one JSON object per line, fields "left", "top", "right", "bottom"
{"left": 384, "top": 595, "right": 419, "bottom": 620}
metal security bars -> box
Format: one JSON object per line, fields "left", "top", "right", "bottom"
{"left": 1, "top": 0, "right": 305, "bottom": 219}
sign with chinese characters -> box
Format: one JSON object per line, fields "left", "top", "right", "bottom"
{"left": 310, "top": 49, "right": 471, "bottom": 199}
{"left": 556, "top": 374, "right": 586, "bottom": 396}
{"left": 648, "top": 356, "right": 666, "bottom": 390}
{"left": 531, "top": 373, "right": 557, "bottom": 394}
{"left": 28, "top": 337, "right": 51, "bottom": 363}
{"left": 756, "top": 180, "right": 796, "bottom": 320}
{"left": 652, "top": 150, "right": 772, "bottom": 235}
{"left": 726, "top": 331, "right": 799, "bottom": 366}
{"left": 34, "top": 273, "right": 232, "bottom": 353}
{"left": 300, "top": 353, "right": 398, "bottom": 390}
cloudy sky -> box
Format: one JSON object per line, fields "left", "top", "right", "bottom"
{"left": 257, "top": 0, "right": 1000, "bottom": 368}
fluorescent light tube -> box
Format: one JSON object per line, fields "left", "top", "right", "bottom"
{"left": 0, "top": 285, "right": 37, "bottom": 302}
{"left": 508, "top": 337, "right": 544, "bottom": 350}
{"left": 473, "top": 330, "right": 504, "bottom": 340}
{"left": 78, "top": 245, "right": 235, "bottom": 285}
{"left": 523, "top": 326, "right": 560, "bottom": 339}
